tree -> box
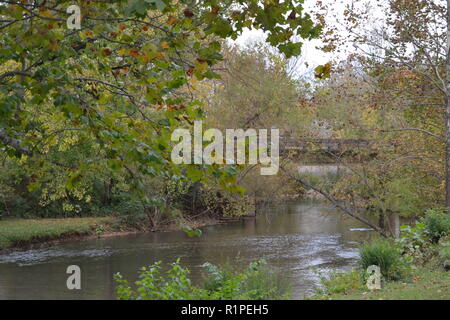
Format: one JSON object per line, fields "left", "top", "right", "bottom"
{"left": 316, "top": 0, "right": 450, "bottom": 209}
{"left": 447, "top": 0, "right": 450, "bottom": 208}
{"left": 0, "top": 0, "right": 321, "bottom": 208}
{"left": 198, "top": 43, "right": 305, "bottom": 207}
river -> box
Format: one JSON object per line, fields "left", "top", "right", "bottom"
{"left": 0, "top": 200, "right": 375, "bottom": 300}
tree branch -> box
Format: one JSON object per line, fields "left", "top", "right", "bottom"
{"left": 0, "top": 127, "right": 32, "bottom": 156}
{"left": 280, "top": 165, "right": 388, "bottom": 237}
{"left": 381, "top": 127, "right": 445, "bottom": 141}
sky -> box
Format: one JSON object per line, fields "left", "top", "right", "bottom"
{"left": 229, "top": 0, "right": 387, "bottom": 79}
{"left": 231, "top": 28, "right": 331, "bottom": 78}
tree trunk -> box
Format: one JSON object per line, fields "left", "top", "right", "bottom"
{"left": 388, "top": 213, "right": 400, "bottom": 238}
{"left": 446, "top": 0, "right": 450, "bottom": 208}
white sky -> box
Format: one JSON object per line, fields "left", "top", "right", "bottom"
{"left": 230, "top": 0, "right": 388, "bottom": 79}
{"left": 231, "top": 28, "right": 330, "bottom": 78}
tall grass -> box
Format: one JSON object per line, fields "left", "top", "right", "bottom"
{"left": 359, "top": 240, "right": 408, "bottom": 281}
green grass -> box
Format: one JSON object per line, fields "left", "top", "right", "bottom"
{"left": 312, "top": 265, "right": 450, "bottom": 300}
{"left": 0, "top": 217, "right": 115, "bottom": 249}
{"left": 316, "top": 270, "right": 366, "bottom": 295}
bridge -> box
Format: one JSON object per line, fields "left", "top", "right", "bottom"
{"left": 280, "top": 138, "right": 373, "bottom": 154}
{"left": 279, "top": 138, "right": 375, "bottom": 164}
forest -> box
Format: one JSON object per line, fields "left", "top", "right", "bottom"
{"left": 0, "top": 0, "right": 449, "bottom": 301}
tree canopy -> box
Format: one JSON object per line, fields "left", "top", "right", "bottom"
{"left": 0, "top": 0, "right": 321, "bottom": 207}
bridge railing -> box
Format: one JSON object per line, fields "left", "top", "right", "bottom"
{"left": 280, "top": 138, "right": 372, "bottom": 152}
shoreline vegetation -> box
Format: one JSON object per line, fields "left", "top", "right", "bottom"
{"left": 0, "top": 0, "right": 449, "bottom": 302}
{"left": 310, "top": 214, "right": 450, "bottom": 300}
{"left": 311, "top": 264, "right": 450, "bottom": 300}
{"left": 0, "top": 215, "right": 230, "bottom": 253}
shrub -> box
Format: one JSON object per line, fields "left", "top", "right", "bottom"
{"left": 398, "top": 223, "right": 429, "bottom": 249}
{"left": 114, "top": 259, "right": 290, "bottom": 300}
{"left": 112, "top": 199, "right": 149, "bottom": 230}
{"left": 421, "top": 209, "right": 450, "bottom": 243}
{"left": 201, "top": 261, "right": 291, "bottom": 300}
{"left": 397, "top": 223, "right": 430, "bottom": 263}
{"left": 439, "top": 246, "right": 450, "bottom": 260}
{"left": 359, "top": 240, "right": 409, "bottom": 281}
{"left": 115, "top": 260, "right": 197, "bottom": 300}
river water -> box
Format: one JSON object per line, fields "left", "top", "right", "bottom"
{"left": 0, "top": 200, "right": 375, "bottom": 300}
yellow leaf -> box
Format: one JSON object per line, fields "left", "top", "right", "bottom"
{"left": 39, "top": 9, "right": 53, "bottom": 18}
{"left": 167, "top": 16, "right": 179, "bottom": 26}
{"left": 117, "top": 48, "right": 127, "bottom": 56}
{"left": 160, "top": 41, "right": 170, "bottom": 49}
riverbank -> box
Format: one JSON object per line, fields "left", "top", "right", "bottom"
{"left": 0, "top": 215, "right": 227, "bottom": 253}
{"left": 312, "top": 263, "right": 450, "bottom": 300}
{"left": 0, "top": 201, "right": 381, "bottom": 299}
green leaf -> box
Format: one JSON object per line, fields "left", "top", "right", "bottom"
{"left": 210, "top": 18, "right": 233, "bottom": 37}
{"left": 278, "top": 42, "right": 302, "bottom": 58}
{"left": 145, "top": 0, "right": 166, "bottom": 11}
{"left": 314, "top": 63, "right": 332, "bottom": 79}
{"left": 181, "top": 225, "right": 203, "bottom": 238}
{"left": 186, "top": 166, "right": 203, "bottom": 182}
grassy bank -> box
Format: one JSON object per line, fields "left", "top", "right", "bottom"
{"left": 0, "top": 215, "right": 226, "bottom": 252}
{"left": 0, "top": 217, "right": 116, "bottom": 250}
{"left": 312, "top": 264, "right": 450, "bottom": 300}
{"left": 311, "top": 211, "right": 450, "bottom": 300}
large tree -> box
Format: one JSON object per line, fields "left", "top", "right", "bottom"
{"left": 316, "top": 0, "right": 450, "bottom": 209}
{"left": 0, "top": 0, "right": 321, "bottom": 202}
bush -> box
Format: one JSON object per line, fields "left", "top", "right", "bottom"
{"left": 439, "top": 246, "right": 450, "bottom": 260}
{"left": 397, "top": 223, "right": 430, "bottom": 263}
{"left": 115, "top": 260, "right": 195, "bottom": 300}
{"left": 113, "top": 199, "right": 149, "bottom": 230}
{"left": 398, "top": 223, "right": 429, "bottom": 249}
{"left": 421, "top": 209, "right": 450, "bottom": 243}
{"left": 114, "top": 260, "right": 290, "bottom": 300}
{"left": 201, "top": 261, "right": 291, "bottom": 300}
{"left": 359, "top": 240, "right": 409, "bottom": 281}
{"left": 437, "top": 238, "right": 450, "bottom": 270}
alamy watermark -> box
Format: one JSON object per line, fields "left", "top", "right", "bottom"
{"left": 66, "top": 5, "right": 81, "bottom": 30}
{"left": 171, "top": 121, "right": 279, "bottom": 175}
{"left": 366, "top": 265, "right": 381, "bottom": 290}
{"left": 66, "top": 265, "right": 81, "bottom": 290}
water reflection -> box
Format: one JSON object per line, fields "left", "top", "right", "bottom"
{"left": 0, "top": 200, "right": 375, "bottom": 299}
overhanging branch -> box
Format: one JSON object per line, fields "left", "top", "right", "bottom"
{"left": 0, "top": 127, "right": 32, "bottom": 156}
{"left": 280, "top": 165, "right": 388, "bottom": 237}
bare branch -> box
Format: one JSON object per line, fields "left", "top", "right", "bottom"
{"left": 280, "top": 165, "right": 388, "bottom": 237}
{"left": 381, "top": 128, "right": 445, "bottom": 141}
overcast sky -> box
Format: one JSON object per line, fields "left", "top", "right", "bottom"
{"left": 232, "top": 28, "right": 330, "bottom": 78}
{"left": 230, "top": 0, "right": 386, "bottom": 79}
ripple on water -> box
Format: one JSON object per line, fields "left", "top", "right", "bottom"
{"left": 0, "top": 200, "right": 372, "bottom": 299}
{"left": 0, "top": 247, "right": 113, "bottom": 266}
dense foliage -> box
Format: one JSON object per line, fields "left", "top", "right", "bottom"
{"left": 115, "top": 259, "right": 290, "bottom": 300}
{"left": 1, "top": 0, "right": 449, "bottom": 243}
{"left": 421, "top": 209, "right": 450, "bottom": 243}
{"left": 0, "top": 0, "right": 319, "bottom": 223}
{"left": 317, "top": 221, "right": 450, "bottom": 298}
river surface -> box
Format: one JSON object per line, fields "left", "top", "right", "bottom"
{"left": 0, "top": 200, "right": 375, "bottom": 300}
